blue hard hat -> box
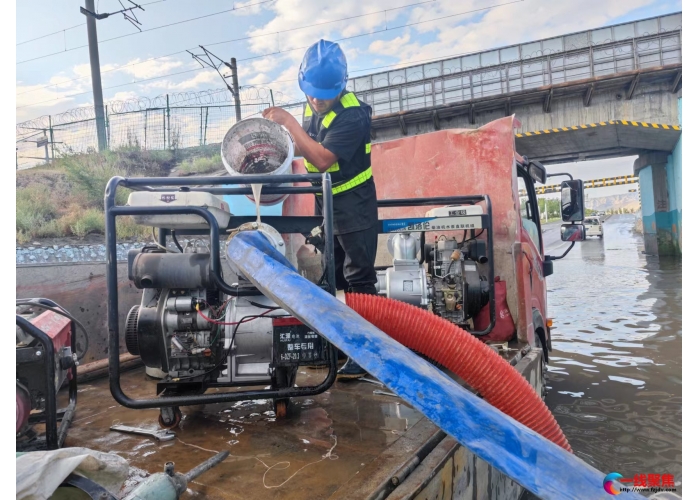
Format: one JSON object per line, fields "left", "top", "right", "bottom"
{"left": 298, "top": 39, "right": 348, "bottom": 100}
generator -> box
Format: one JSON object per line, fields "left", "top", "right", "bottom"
{"left": 376, "top": 205, "right": 491, "bottom": 328}
{"left": 104, "top": 170, "right": 341, "bottom": 427}
{"left": 123, "top": 220, "right": 332, "bottom": 424}
{"left": 16, "top": 298, "right": 79, "bottom": 450}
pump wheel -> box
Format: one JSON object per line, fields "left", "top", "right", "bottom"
{"left": 158, "top": 407, "right": 182, "bottom": 429}
{"left": 275, "top": 399, "right": 288, "bottom": 419}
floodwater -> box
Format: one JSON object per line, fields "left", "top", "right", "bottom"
{"left": 542, "top": 215, "right": 682, "bottom": 495}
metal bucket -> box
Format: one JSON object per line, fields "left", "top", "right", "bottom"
{"left": 221, "top": 118, "right": 294, "bottom": 206}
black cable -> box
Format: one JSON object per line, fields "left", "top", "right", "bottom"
{"left": 15, "top": 300, "right": 89, "bottom": 360}
{"left": 464, "top": 229, "right": 485, "bottom": 243}
{"left": 171, "top": 230, "right": 183, "bottom": 252}
{"left": 246, "top": 300, "right": 282, "bottom": 310}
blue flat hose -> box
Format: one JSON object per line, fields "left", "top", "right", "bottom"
{"left": 227, "top": 231, "right": 644, "bottom": 500}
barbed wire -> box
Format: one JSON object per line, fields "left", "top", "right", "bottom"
{"left": 15, "top": 84, "right": 297, "bottom": 135}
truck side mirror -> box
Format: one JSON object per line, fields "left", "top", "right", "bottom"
{"left": 528, "top": 160, "right": 547, "bottom": 184}
{"left": 561, "top": 224, "right": 586, "bottom": 242}
{"left": 560, "top": 179, "right": 584, "bottom": 222}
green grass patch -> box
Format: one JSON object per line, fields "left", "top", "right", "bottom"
{"left": 177, "top": 154, "right": 223, "bottom": 176}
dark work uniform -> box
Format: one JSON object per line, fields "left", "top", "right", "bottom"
{"left": 302, "top": 91, "right": 378, "bottom": 295}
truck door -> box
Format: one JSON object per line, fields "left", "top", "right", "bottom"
{"left": 517, "top": 169, "right": 543, "bottom": 254}
{"left": 516, "top": 167, "right": 548, "bottom": 351}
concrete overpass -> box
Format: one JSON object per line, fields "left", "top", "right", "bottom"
{"left": 354, "top": 12, "right": 682, "bottom": 255}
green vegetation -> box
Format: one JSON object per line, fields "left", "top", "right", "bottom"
{"left": 537, "top": 198, "right": 561, "bottom": 222}
{"left": 16, "top": 145, "right": 223, "bottom": 244}
{"left": 176, "top": 154, "right": 223, "bottom": 176}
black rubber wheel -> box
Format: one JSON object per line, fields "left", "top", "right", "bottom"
{"left": 158, "top": 407, "right": 182, "bottom": 429}
{"left": 533, "top": 336, "right": 548, "bottom": 399}
{"left": 275, "top": 399, "right": 288, "bottom": 418}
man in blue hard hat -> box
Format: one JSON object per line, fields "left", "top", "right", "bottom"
{"left": 263, "top": 39, "right": 377, "bottom": 379}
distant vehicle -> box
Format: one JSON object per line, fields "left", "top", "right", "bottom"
{"left": 596, "top": 211, "right": 606, "bottom": 217}
{"left": 583, "top": 216, "right": 603, "bottom": 238}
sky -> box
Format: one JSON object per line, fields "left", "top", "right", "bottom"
{"left": 15, "top": 0, "right": 680, "bottom": 214}
{"left": 16, "top": 0, "right": 682, "bottom": 123}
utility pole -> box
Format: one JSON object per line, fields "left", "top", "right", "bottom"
{"left": 81, "top": 0, "right": 144, "bottom": 151}
{"left": 84, "top": 0, "right": 107, "bottom": 151}
{"left": 187, "top": 46, "right": 243, "bottom": 122}
{"left": 230, "top": 58, "right": 242, "bottom": 121}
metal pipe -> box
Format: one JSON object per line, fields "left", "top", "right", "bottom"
{"left": 226, "top": 230, "right": 645, "bottom": 500}
{"left": 184, "top": 451, "right": 230, "bottom": 482}
{"left": 120, "top": 173, "right": 323, "bottom": 187}
{"left": 147, "top": 186, "right": 321, "bottom": 195}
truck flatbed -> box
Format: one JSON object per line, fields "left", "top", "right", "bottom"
{"left": 58, "top": 341, "right": 540, "bottom": 499}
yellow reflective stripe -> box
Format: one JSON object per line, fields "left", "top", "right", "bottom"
{"left": 340, "top": 92, "right": 361, "bottom": 108}
{"left": 304, "top": 159, "right": 319, "bottom": 173}
{"left": 329, "top": 166, "right": 372, "bottom": 195}
{"left": 304, "top": 104, "right": 312, "bottom": 117}
{"left": 304, "top": 159, "right": 339, "bottom": 173}
{"left": 322, "top": 110, "right": 337, "bottom": 129}
{"left": 365, "top": 143, "right": 371, "bottom": 154}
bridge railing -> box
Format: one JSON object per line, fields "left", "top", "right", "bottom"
{"left": 348, "top": 13, "right": 681, "bottom": 116}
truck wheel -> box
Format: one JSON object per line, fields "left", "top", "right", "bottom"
{"left": 533, "top": 336, "right": 548, "bottom": 400}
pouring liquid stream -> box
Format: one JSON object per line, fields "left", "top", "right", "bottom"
{"left": 251, "top": 184, "right": 263, "bottom": 226}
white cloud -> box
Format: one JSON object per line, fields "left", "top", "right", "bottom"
{"left": 118, "top": 57, "right": 184, "bottom": 79}
{"left": 144, "top": 70, "right": 221, "bottom": 91}
{"left": 72, "top": 63, "right": 119, "bottom": 79}
{"left": 366, "top": 0, "right": 658, "bottom": 66}
{"left": 108, "top": 91, "right": 140, "bottom": 102}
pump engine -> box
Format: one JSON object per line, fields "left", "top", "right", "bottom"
{"left": 377, "top": 205, "right": 491, "bottom": 328}
{"left": 124, "top": 209, "right": 332, "bottom": 424}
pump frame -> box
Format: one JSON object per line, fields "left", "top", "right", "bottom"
{"left": 104, "top": 173, "right": 339, "bottom": 409}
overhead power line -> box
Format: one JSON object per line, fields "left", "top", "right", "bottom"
{"left": 15, "top": 0, "right": 168, "bottom": 46}
{"left": 16, "top": 0, "right": 523, "bottom": 110}
{"left": 16, "top": 0, "right": 275, "bottom": 64}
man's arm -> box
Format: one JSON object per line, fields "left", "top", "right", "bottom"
{"left": 262, "top": 107, "right": 338, "bottom": 172}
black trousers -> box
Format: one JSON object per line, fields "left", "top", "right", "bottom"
{"left": 329, "top": 226, "right": 378, "bottom": 295}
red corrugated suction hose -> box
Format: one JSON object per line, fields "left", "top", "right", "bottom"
{"left": 345, "top": 293, "right": 572, "bottom": 452}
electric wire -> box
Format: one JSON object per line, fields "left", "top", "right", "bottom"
{"left": 171, "top": 230, "right": 183, "bottom": 252}
{"left": 17, "top": 0, "right": 274, "bottom": 64}
{"left": 15, "top": 300, "right": 90, "bottom": 360}
{"left": 15, "top": 0, "right": 171, "bottom": 48}
{"left": 17, "top": 0, "right": 522, "bottom": 110}
{"left": 175, "top": 310, "right": 278, "bottom": 382}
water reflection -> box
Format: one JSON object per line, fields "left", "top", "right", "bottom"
{"left": 544, "top": 215, "right": 682, "bottom": 493}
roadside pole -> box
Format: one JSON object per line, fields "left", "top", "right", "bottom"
{"left": 83, "top": 0, "right": 107, "bottom": 151}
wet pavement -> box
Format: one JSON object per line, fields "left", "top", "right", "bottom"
{"left": 542, "top": 215, "right": 682, "bottom": 495}
{"left": 63, "top": 368, "right": 423, "bottom": 499}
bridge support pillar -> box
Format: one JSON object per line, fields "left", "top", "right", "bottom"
{"left": 633, "top": 96, "right": 682, "bottom": 257}
{"left": 634, "top": 149, "right": 681, "bottom": 256}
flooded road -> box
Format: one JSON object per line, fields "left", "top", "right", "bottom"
{"left": 542, "top": 214, "right": 682, "bottom": 494}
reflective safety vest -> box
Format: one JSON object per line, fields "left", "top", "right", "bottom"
{"left": 302, "top": 92, "right": 373, "bottom": 196}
